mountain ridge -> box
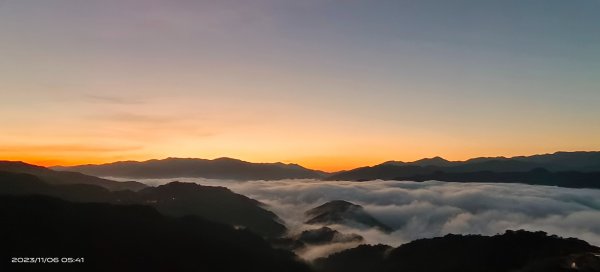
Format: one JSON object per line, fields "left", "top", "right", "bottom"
{"left": 314, "top": 230, "right": 600, "bottom": 272}
{"left": 53, "top": 157, "right": 327, "bottom": 180}
{"left": 52, "top": 151, "right": 600, "bottom": 177}
{"left": 378, "top": 151, "right": 600, "bottom": 169}
{"left": 0, "top": 160, "right": 146, "bottom": 191}
{"left": 0, "top": 171, "right": 286, "bottom": 238}
{"left": 325, "top": 151, "right": 600, "bottom": 188}
{"left": 305, "top": 200, "right": 392, "bottom": 232}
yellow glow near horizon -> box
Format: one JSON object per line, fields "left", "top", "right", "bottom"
{"left": 2, "top": 142, "right": 598, "bottom": 172}
{"left": 1, "top": 92, "right": 599, "bottom": 172}
{"left": 2, "top": 1, "right": 600, "bottom": 172}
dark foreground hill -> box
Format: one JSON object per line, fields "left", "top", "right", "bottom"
{"left": 325, "top": 152, "right": 600, "bottom": 189}
{"left": 0, "top": 161, "right": 146, "bottom": 191}
{"left": 0, "top": 171, "right": 286, "bottom": 237}
{"left": 137, "top": 182, "right": 286, "bottom": 237}
{"left": 0, "top": 195, "right": 310, "bottom": 272}
{"left": 315, "top": 230, "right": 600, "bottom": 272}
{"left": 54, "top": 157, "right": 327, "bottom": 180}
{"left": 2, "top": 174, "right": 599, "bottom": 271}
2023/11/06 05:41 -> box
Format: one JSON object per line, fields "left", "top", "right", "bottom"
{"left": 11, "top": 257, "right": 85, "bottom": 264}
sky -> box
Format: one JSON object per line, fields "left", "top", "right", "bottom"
{"left": 1, "top": 0, "right": 599, "bottom": 171}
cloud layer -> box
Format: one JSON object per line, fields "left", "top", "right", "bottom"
{"left": 127, "top": 178, "right": 600, "bottom": 259}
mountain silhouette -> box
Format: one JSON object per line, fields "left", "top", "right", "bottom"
{"left": 382, "top": 151, "right": 600, "bottom": 171}
{"left": 325, "top": 152, "right": 600, "bottom": 188}
{"left": 384, "top": 156, "right": 454, "bottom": 167}
{"left": 305, "top": 200, "right": 392, "bottom": 232}
{"left": 138, "top": 182, "right": 286, "bottom": 237}
{"left": 0, "top": 161, "right": 146, "bottom": 191}
{"left": 0, "top": 195, "right": 310, "bottom": 272}
{"left": 314, "top": 230, "right": 600, "bottom": 272}
{"left": 0, "top": 171, "right": 138, "bottom": 202}
{"left": 0, "top": 172, "right": 285, "bottom": 237}
{"left": 54, "top": 157, "right": 327, "bottom": 180}
{"left": 507, "top": 151, "right": 600, "bottom": 171}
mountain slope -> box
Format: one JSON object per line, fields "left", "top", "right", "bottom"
{"left": 383, "top": 151, "right": 600, "bottom": 171}
{"left": 138, "top": 182, "right": 286, "bottom": 237}
{"left": 325, "top": 152, "right": 600, "bottom": 188}
{"left": 315, "top": 230, "right": 600, "bottom": 272}
{"left": 0, "top": 195, "right": 310, "bottom": 272}
{"left": 54, "top": 157, "right": 327, "bottom": 180}
{"left": 0, "top": 172, "right": 285, "bottom": 237}
{"left": 0, "top": 161, "right": 146, "bottom": 191}
{"left": 305, "top": 200, "right": 392, "bottom": 232}
{"left": 512, "top": 151, "right": 600, "bottom": 171}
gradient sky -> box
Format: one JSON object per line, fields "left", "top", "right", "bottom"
{"left": 1, "top": 0, "right": 599, "bottom": 171}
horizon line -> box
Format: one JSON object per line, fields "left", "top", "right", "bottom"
{"left": 4, "top": 150, "right": 599, "bottom": 173}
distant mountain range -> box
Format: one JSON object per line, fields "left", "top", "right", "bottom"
{"left": 382, "top": 151, "right": 600, "bottom": 171}
{"left": 0, "top": 161, "right": 146, "bottom": 191}
{"left": 51, "top": 152, "right": 600, "bottom": 186}
{"left": 325, "top": 151, "right": 600, "bottom": 189}
{"left": 54, "top": 157, "right": 327, "bottom": 180}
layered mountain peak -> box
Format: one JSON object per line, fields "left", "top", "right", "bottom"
{"left": 0, "top": 161, "right": 145, "bottom": 191}
{"left": 305, "top": 200, "right": 392, "bottom": 232}
{"left": 411, "top": 156, "right": 451, "bottom": 166}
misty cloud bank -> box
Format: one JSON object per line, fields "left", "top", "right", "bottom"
{"left": 122, "top": 178, "right": 600, "bottom": 259}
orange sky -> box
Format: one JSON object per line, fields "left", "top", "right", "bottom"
{"left": 1, "top": 1, "right": 599, "bottom": 172}
{"left": 1, "top": 92, "right": 599, "bottom": 172}
{"left": 3, "top": 140, "right": 597, "bottom": 172}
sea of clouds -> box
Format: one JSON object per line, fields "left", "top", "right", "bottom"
{"left": 116, "top": 178, "right": 600, "bottom": 259}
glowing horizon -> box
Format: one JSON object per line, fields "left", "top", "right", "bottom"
{"left": 5, "top": 149, "right": 599, "bottom": 173}
{"left": 1, "top": 1, "right": 599, "bottom": 172}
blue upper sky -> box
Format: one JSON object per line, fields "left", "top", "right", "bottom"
{"left": 0, "top": 0, "right": 599, "bottom": 170}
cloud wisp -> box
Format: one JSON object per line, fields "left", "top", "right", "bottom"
{"left": 83, "top": 94, "right": 145, "bottom": 105}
